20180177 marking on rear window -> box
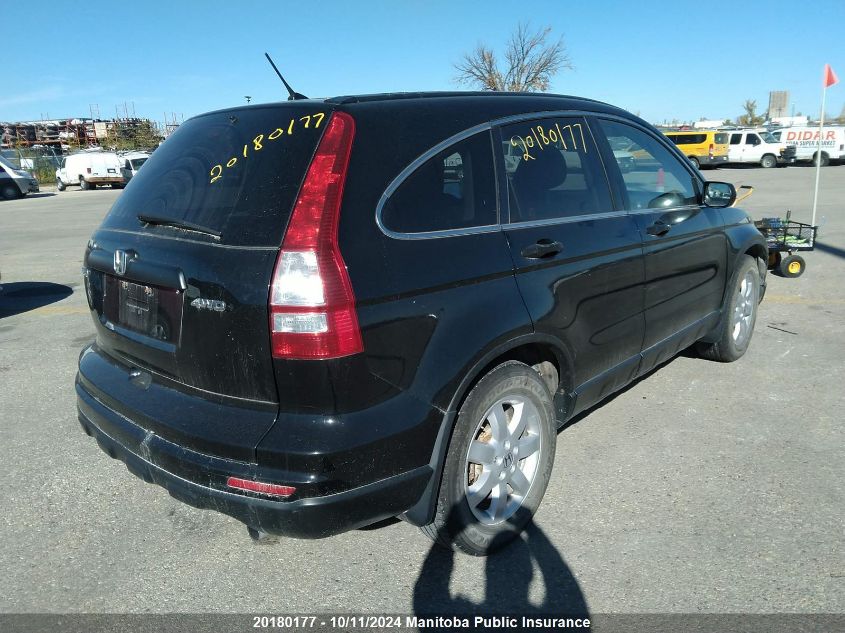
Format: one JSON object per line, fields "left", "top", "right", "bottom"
{"left": 510, "top": 122, "right": 587, "bottom": 161}
{"left": 209, "top": 112, "right": 326, "bottom": 184}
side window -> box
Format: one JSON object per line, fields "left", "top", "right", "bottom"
{"left": 746, "top": 134, "right": 761, "bottom": 146}
{"left": 381, "top": 131, "right": 496, "bottom": 233}
{"left": 595, "top": 119, "right": 698, "bottom": 211}
{"left": 730, "top": 134, "right": 742, "bottom": 145}
{"left": 500, "top": 117, "right": 612, "bottom": 222}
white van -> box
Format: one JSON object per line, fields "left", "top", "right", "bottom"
{"left": 119, "top": 152, "right": 150, "bottom": 182}
{"left": 725, "top": 130, "right": 797, "bottom": 167}
{"left": 769, "top": 126, "right": 845, "bottom": 166}
{"left": 56, "top": 151, "right": 125, "bottom": 191}
{"left": 0, "top": 155, "right": 40, "bottom": 199}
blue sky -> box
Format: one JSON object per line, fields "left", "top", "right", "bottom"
{"left": 3, "top": 0, "right": 843, "bottom": 126}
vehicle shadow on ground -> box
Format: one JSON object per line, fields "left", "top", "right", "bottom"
{"left": 814, "top": 241, "right": 845, "bottom": 261}
{"left": 412, "top": 506, "right": 589, "bottom": 618}
{"left": 0, "top": 282, "right": 74, "bottom": 318}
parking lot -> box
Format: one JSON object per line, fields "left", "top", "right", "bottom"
{"left": 1, "top": 165, "right": 843, "bottom": 615}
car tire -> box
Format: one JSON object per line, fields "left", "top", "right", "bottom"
{"left": 760, "top": 154, "right": 777, "bottom": 169}
{"left": 1, "top": 184, "right": 21, "bottom": 200}
{"left": 56, "top": 179, "right": 66, "bottom": 192}
{"left": 812, "top": 152, "right": 829, "bottom": 167}
{"left": 80, "top": 178, "right": 90, "bottom": 191}
{"left": 421, "top": 361, "right": 556, "bottom": 556}
{"left": 689, "top": 156, "right": 700, "bottom": 169}
{"left": 697, "top": 255, "right": 760, "bottom": 362}
{"left": 779, "top": 254, "right": 805, "bottom": 278}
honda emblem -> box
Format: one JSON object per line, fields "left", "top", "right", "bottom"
{"left": 113, "top": 249, "right": 128, "bottom": 276}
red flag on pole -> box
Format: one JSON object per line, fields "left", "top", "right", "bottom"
{"left": 824, "top": 64, "right": 838, "bottom": 88}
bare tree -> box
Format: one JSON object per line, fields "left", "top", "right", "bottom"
{"left": 454, "top": 23, "right": 573, "bottom": 92}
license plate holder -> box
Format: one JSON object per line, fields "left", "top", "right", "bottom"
{"left": 118, "top": 280, "right": 159, "bottom": 334}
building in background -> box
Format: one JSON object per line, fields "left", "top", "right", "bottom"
{"left": 768, "top": 91, "right": 790, "bottom": 119}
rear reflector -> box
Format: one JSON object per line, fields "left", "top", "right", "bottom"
{"left": 226, "top": 477, "right": 296, "bottom": 498}
{"left": 269, "top": 111, "right": 363, "bottom": 359}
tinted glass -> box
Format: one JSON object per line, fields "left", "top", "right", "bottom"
{"left": 501, "top": 117, "right": 612, "bottom": 222}
{"left": 101, "top": 105, "right": 331, "bottom": 246}
{"left": 714, "top": 133, "right": 728, "bottom": 144}
{"left": 381, "top": 131, "right": 497, "bottom": 233}
{"left": 669, "top": 133, "right": 707, "bottom": 145}
{"left": 730, "top": 134, "right": 742, "bottom": 145}
{"left": 746, "top": 134, "right": 760, "bottom": 145}
{"left": 596, "top": 119, "right": 698, "bottom": 211}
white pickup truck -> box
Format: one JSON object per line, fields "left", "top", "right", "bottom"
{"left": 725, "top": 130, "right": 797, "bottom": 168}
{"left": 56, "top": 151, "right": 125, "bottom": 191}
{"left": 770, "top": 126, "right": 845, "bottom": 166}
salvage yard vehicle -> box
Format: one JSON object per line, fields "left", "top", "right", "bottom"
{"left": 76, "top": 92, "right": 768, "bottom": 555}
{"left": 663, "top": 130, "right": 730, "bottom": 169}
{"left": 769, "top": 125, "right": 845, "bottom": 166}
{"left": 0, "top": 155, "right": 40, "bottom": 199}
{"left": 119, "top": 151, "right": 150, "bottom": 182}
{"left": 56, "top": 151, "right": 125, "bottom": 191}
{"left": 726, "top": 129, "right": 796, "bottom": 167}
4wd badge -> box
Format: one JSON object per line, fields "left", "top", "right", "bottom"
{"left": 190, "top": 298, "right": 227, "bottom": 312}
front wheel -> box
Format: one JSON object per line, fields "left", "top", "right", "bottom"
{"left": 421, "top": 361, "right": 556, "bottom": 555}
{"left": 56, "top": 178, "right": 66, "bottom": 192}
{"left": 697, "top": 255, "right": 760, "bottom": 362}
{"left": 1, "top": 184, "right": 21, "bottom": 200}
{"left": 760, "top": 154, "right": 777, "bottom": 169}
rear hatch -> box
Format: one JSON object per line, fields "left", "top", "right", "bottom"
{"left": 82, "top": 102, "right": 333, "bottom": 455}
{"left": 712, "top": 133, "right": 729, "bottom": 157}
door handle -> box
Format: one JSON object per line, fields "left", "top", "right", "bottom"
{"left": 520, "top": 240, "right": 563, "bottom": 259}
{"left": 647, "top": 221, "right": 671, "bottom": 236}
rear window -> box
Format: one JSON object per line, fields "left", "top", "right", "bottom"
{"left": 101, "top": 105, "right": 330, "bottom": 246}
{"left": 714, "top": 133, "right": 728, "bottom": 144}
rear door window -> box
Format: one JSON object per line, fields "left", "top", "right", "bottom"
{"left": 714, "top": 133, "right": 728, "bottom": 144}
{"left": 101, "top": 106, "right": 332, "bottom": 246}
{"left": 380, "top": 131, "right": 497, "bottom": 234}
{"left": 500, "top": 117, "right": 612, "bottom": 222}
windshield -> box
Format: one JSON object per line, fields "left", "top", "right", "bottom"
{"left": 759, "top": 132, "right": 778, "bottom": 143}
{"left": 130, "top": 158, "right": 148, "bottom": 169}
{"left": 101, "top": 104, "right": 332, "bottom": 246}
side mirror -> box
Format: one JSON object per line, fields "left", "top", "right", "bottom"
{"left": 703, "top": 182, "right": 736, "bottom": 208}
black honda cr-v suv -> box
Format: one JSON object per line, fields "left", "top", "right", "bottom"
{"left": 76, "top": 92, "right": 767, "bottom": 555}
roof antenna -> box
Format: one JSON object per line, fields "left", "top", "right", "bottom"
{"left": 264, "top": 52, "right": 308, "bottom": 101}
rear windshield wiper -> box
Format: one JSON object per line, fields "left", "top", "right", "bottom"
{"left": 137, "top": 214, "right": 222, "bottom": 238}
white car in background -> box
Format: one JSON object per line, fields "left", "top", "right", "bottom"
{"left": 119, "top": 152, "right": 150, "bottom": 182}
{"left": 769, "top": 126, "right": 845, "bottom": 166}
{"left": 725, "top": 130, "right": 796, "bottom": 168}
{"left": 56, "top": 151, "right": 125, "bottom": 191}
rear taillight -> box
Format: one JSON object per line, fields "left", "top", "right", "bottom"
{"left": 709, "top": 143, "right": 714, "bottom": 158}
{"left": 86, "top": 167, "right": 92, "bottom": 174}
{"left": 269, "top": 111, "right": 362, "bottom": 359}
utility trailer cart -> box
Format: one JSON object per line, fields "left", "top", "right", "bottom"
{"left": 754, "top": 210, "right": 817, "bottom": 278}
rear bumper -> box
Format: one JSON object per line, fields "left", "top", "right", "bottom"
{"left": 697, "top": 155, "right": 728, "bottom": 165}
{"left": 77, "top": 382, "right": 431, "bottom": 537}
{"left": 75, "top": 344, "right": 436, "bottom": 538}
{"left": 87, "top": 176, "right": 125, "bottom": 184}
